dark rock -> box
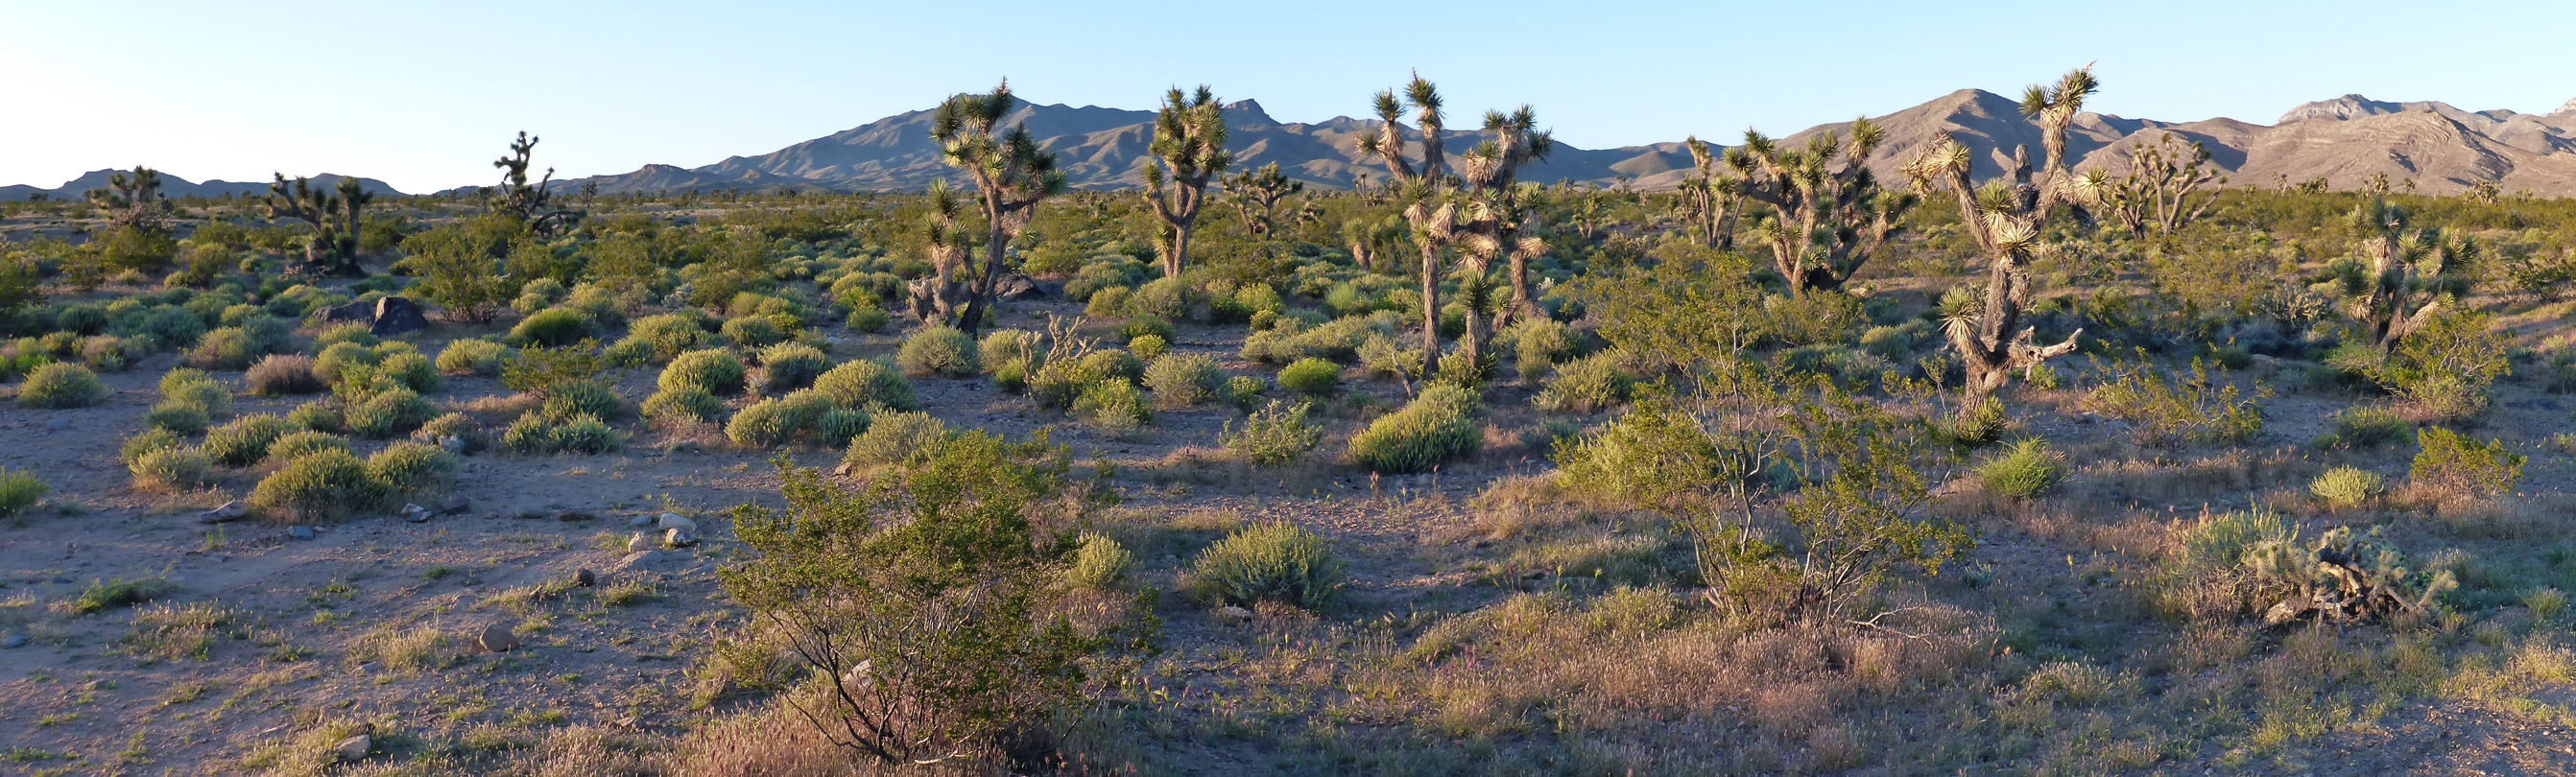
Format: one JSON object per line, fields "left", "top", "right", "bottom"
{"left": 438, "top": 495, "right": 471, "bottom": 515}
{"left": 993, "top": 272, "right": 1049, "bottom": 299}
{"left": 398, "top": 504, "right": 432, "bottom": 523}
{"left": 573, "top": 568, "right": 597, "bottom": 587}
{"left": 478, "top": 624, "right": 518, "bottom": 653}
{"left": 553, "top": 507, "right": 596, "bottom": 522}
{"left": 1, "top": 634, "right": 28, "bottom": 648}
{"left": 370, "top": 296, "right": 428, "bottom": 337}
{"left": 288, "top": 526, "right": 316, "bottom": 541}
{"left": 315, "top": 300, "right": 373, "bottom": 326}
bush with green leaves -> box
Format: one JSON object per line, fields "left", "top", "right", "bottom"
{"left": 756, "top": 341, "right": 830, "bottom": 392}
{"left": 1144, "top": 353, "right": 1224, "bottom": 409}
{"left": 1067, "top": 531, "right": 1133, "bottom": 590}
{"left": 2081, "top": 354, "right": 2266, "bottom": 446}
{"left": 346, "top": 388, "right": 436, "bottom": 438}
{"left": 502, "top": 411, "right": 626, "bottom": 455}
{"left": 716, "top": 314, "right": 792, "bottom": 349}
{"left": 17, "top": 363, "right": 107, "bottom": 408}
{"left": 1224, "top": 375, "right": 1268, "bottom": 412}
{"left": 720, "top": 431, "right": 1107, "bottom": 764}
{"left": 845, "top": 302, "right": 891, "bottom": 333}
{"left": 186, "top": 324, "right": 280, "bottom": 369}
{"left": 203, "top": 414, "right": 290, "bottom": 466}
{"left": 642, "top": 385, "right": 726, "bottom": 424}
{"left": 2325, "top": 406, "right": 2409, "bottom": 448}
{"left": 159, "top": 368, "right": 229, "bottom": 412}
{"left": 379, "top": 351, "right": 441, "bottom": 393}
{"left": 2410, "top": 427, "right": 2524, "bottom": 499}
{"left": 1073, "top": 381, "right": 1152, "bottom": 434}
{"left": 1128, "top": 334, "right": 1169, "bottom": 361}
{"left": 435, "top": 340, "right": 509, "bottom": 376}
{"left": 2389, "top": 309, "right": 2514, "bottom": 420}
{"left": 1277, "top": 358, "right": 1340, "bottom": 395}
{"left": 658, "top": 348, "right": 747, "bottom": 396}
{"left": 1532, "top": 351, "right": 1633, "bottom": 412}
{"left": 509, "top": 307, "right": 599, "bottom": 347}
{"left": 249, "top": 449, "right": 392, "bottom": 522}
{"left": 266, "top": 430, "right": 351, "bottom": 462}
{"left": 1223, "top": 400, "right": 1324, "bottom": 464}
{"left": 366, "top": 441, "right": 459, "bottom": 496}
{"left": 0, "top": 467, "right": 45, "bottom": 516}
{"left": 414, "top": 412, "right": 484, "bottom": 453}
{"left": 1552, "top": 397, "right": 1721, "bottom": 508}
{"left": 499, "top": 341, "right": 610, "bottom": 398}
{"left": 1080, "top": 349, "right": 1144, "bottom": 387}
{"left": 1348, "top": 384, "right": 1483, "bottom": 474}
{"left": 1976, "top": 439, "right": 2066, "bottom": 499}
{"left": 618, "top": 313, "right": 717, "bottom": 364}
{"left": 727, "top": 390, "right": 835, "bottom": 448}
{"left": 311, "top": 341, "right": 379, "bottom": 384}
{"left": 842, "top": 412, "right": 950, "bottom": 472}
{"left": 143, "top": 400, "right": 211, "bottom": 436}
{"left": 539, "top": 381, "right": 625, "bottom": 421}
{"left": 813, "top": 358, "right": 918, "bottom": 411}
{"left": 1190, "top": 520, "right": 1341, "bottom": 608}
{"left": 314, "top": 322, "right": 379, "bottom": 350}
{"left": 131, "top": 444, "right": 213, "bottom": 492}
{"left": 896, "top": 324, "right": 979, "bottom": 377}
{"left": 2309, "top": 466, "right": 2385, "bottom": 509}
{"left": 246, "top": 354, "right": 325, "bottom": 395}
{"left": 286, "top": 400, "right": 343, "bottom": 433}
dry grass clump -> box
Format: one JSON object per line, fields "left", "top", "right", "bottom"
{"left": 127, "top": 600, "right": 238, "bottom": 661}
{"left": 351, "top": 624, "right": 470, "bottom": 673}
{"left": 247, "top": 354, "right": 326, "bottom": 395}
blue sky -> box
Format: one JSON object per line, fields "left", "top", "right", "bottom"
{"left": 4, "top": 0, "right": 2570, "bottom": 194}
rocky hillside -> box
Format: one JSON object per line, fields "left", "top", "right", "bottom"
{"left": 0, "top": 172, "right": 404, "bottom": 202}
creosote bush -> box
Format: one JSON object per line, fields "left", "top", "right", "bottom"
{"left": 1278, "top": 358, "right": 1340, "bottom": 395}
{"left": 131, "top": 446, "right": 212, "bottom": 492}
{"left": 1348, "top": 383, "right": 1482, "bottom": 474}
{"left": 2309, "top": 465, "right": 2385, "bottom": 509}
{"left": 2409, "top": 427, "right": 2524, "bottom": 499}
{"left": 1144, "top": 352, "right": 1224, "bottom": 408}
{"left": 813, "top": 358, "right": 918, "bottom": 411}
{"left": 1533, "top": 351, "right": 1633, "bottom": 412}
{"left": 0, "top": 467, "right": 46, "bottom": 516}
{"left": 659, "top": 349, "right": 748, "bottom": 396}
{"left": 756, "top": 341, "right": 830, "bottom": 392}
{"left": 842, "top": 412, "right": 949, "bottom": 472}
{"left": 1191, "top": 520, "right": 1341, "bottom": 608}
{"left": 895, "top": 324, "right": 979, "bottom": 377}
{"left": 17, "top": 362, "right": 107, "bottom": 408}
{"left": 435, "top": 339, "right": 509, "bottom": 376}
{"left": 1222, "top": 400, "right": 1324, "bottom": 464}
{"left": 249, "top": 449, "right": 392, "bottom": 522}
{"left": 366, "top": 441, "right": 459, "bottom": 496}
{"left": 1975, "top": 438, "right": 2065, "bottom": 499}
{"left": 203, "top": 414, "right": 290, "bottom": 466}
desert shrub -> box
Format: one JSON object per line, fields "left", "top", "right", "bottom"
{"left": 620, "top": 313, "right": 716, "bottom": 364}
{"left": 130, "top": 446, "right": 212, "bottom": 492}
{"left": 246, "top": 354, "right": 325, "bottom": 395}
{"left": 814, "top": 408, "right": 872, "bottom": 448}
{"left": 2389, "top": 309, "right": 2514, "bottom": 420}
{"left": 813, "top": 358, "right": 918, "bottom": 411}
{"left": 659, "top": 349, "right": 747, "bottom": 396}
{"left": 1191, "top": 520, "right": 1341, "bottom": 608}
{"left": 726, "top": 391, "right": 834, "bottom": 448}
{"left": 1348, "top": 383, "right": 1483, "bottom": 474}
{"left": 846, "top": 303, "right": 891, "bottom": 333}
{"left": 2326, "top": 406, "right": 2409, "bottom": 448}
{"left": 17, "top": 363, "right": 106, "bottom": 408}
{"left": 896, "top": 325, "right": 978, "bottom": 377}
{"left": 435, "top": 340, "right": 508, "bottom": 376}
{"left": 58, "top": 576, "right": 177, "bottom": 616}
{"left": 1119, "top": 317, "right": 1176, "bottom": 345}
{"left": 203, "top": 414, "right": 290, "bottom": 466}
{"left": 1509, "top": 318, "right": 1579, "bottom": 380}
{"left": 121, "top": 427, "right": 183, "bottom": 469}
{"left": 756, "top": 342, "right": 830, "bottom": 392}
{"left": 1223, "top": 400, "right": 1324, "bottom": 464}
{"left": 718, "top": 314, "right": 793, "bottom": 349}
{"left": 379, "top": 351, "right": 441, "bottom": 392}
{"left": 642, "top": 386, "right": 726, "bottom": 424}
{"left": 1127, "top": 334, "right": 1169, "bottom": 361}
{"left": 413, "top": 412, "right": 483, "bottom": 454}
{"left": 78, "top": 335, "right": 144, "bottom": 372}
{"left": 1068, "top": 532, "right": 1133, "bottom": 590}
{"left": 1278, "top": 358, "right": 1340, "bottom": 395}
{"left": 249, "top": 449, "right": 391, "bottom": 521}
{"left": 311, "top": 341, "right": 379, "bottom": 384}
{"left": 2309, "top": 466, "right": 2385, "bottom": 509}
{"left": 159, "top": 368, "right": 229, "bottom": 412}
{"left": 267, "top": 430, "right": 351, "bottom": 462}
{"left": 144, "top": 400, "right": 212, "bottom": 435}
{"left": 498, "top": 341, "right": 609, "bottom": 398}
{"left": 2082, "top": 354, "right": 2265, "bottom": 445}
{"left": 366, "top": 441, "right": 459, "bottom": 495}
{"left": 183, "top": 325, "right": 270, "bottom": 369}
{"left": 1936, "top": 395, "right": 2014, "bottom": 448}
{"left": 502, "top": 412, "right": 626, "bottom": 455}
{"left": 286, "top": 400, "right": 343, "bottom": 433}
{"left": 1224, "top": 374, "right": 1268, "bottom": 412}
{"left": 313, "top": 322, "right": 378, "bottom": 350}
{"left": 1144, "top": 353, "right": 1223, "bottom": 408}
{"left": 1080, "top": 349, "right": 1144, "bottom": 386}
{"left": 1976, "top": 438, "right": 2065, "bottom": 499}
{"left": 1241, "top": 315, "right": 1384, "bottom": 364}
{"left": 539, "top": 380, "right": 625, "bottom": 420}
{"left": 1073, "top": 381, "right": 1152, "bottom": 434}
{"left": 509, "top": 307, "right": 598, "bottom": 347}
{"left": 1553, "top": 397, "right": 1721, "bottom": 507}
{"left": 0, "top": 468, "right": 45, "bottom": 516}
{"left": 346, "top": 388, "right": 436, "bottom": 438}
{"left": 1532, "top": 351, "right": 1632, "bottom": 412}
{"left": 841, "top": 412, "right": 950, "bottom": 471}
{"left": 1129, "top": 277, "right": 1190, "bottom": 320}
{"left": 2410, "top": 427, "right": 2525, "bottom": 499}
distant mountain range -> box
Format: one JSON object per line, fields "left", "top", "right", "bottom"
{"left": 0, "top": 172, "right": 404, "bottom": 203}
{"left": 12, "top": 91, "right": 2576, "bottom": 200}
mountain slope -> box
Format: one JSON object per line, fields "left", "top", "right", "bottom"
{"left": 1, "top": 172, "right": 405, "bottom": 202}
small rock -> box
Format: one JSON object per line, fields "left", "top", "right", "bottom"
{"left": 399, "top": 504, "right": 432, "bottom": 523}
{"left": 512, "top": 504, "right": 549, "bottom": 520}
{"left": 1213, "top": 605, "right": 1254, "bottom": 626}
{"left": 46, "top": 418, "right": 72, "bottom": 433}
{"left": 573, "top": 568, "right": 597, "bottom": 587}
{"left": 334, "top": 734, "right": 371, "bottom": 763}
{"left": 553, "top": 507, "right": 596, "bottom": 522}
{"left": 627, "top": 532, "right": 656, "bottom": 553}
{"left": 439, "top": 495, "right": 471, "bottom": 515}
{"left": 198, "top": 501, "right": 250, "bottom": 524}
{"left": 1, "top": 634, "right": 29, "bottom": 648}
{"left": 627, "top": 514, "right": 656, "bottom": 529}
{"left": 663, "top": 528, "right": 698, "bottom": 548}
{"left": 611, "top": 551, "right": 667, "bottom": 573}
{"left": 288, "top": 526, "right": 316, "bottom": 541}
{"left": 479, "top": 624, "right": 518, "bottom": 653}
{"left": 832, "top": 462, "right": 853, "bottom": 476}
{"left": 657, "top": 513, "right": 697, "bottom": 532}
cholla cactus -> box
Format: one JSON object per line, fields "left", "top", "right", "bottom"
{"left": 930, "top": 80, "right": 1067, "bottom": 334}
{"left": 1728, "top": 118, "right": 1916, "bottom": 294}
{"left": 2240, "top": 526, "right": 2458, "bottom": 625}
{"left": 2326, "top": 196, "right": 2477, "bottom": 350}
{"left": 1140, "top": 85, "right": 1231, "bottom": 278}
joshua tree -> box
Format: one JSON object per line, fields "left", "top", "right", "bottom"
{"left": 1139, "top": 85, "right": 1231, "bottom": 279}
{"left": 489, "top": 131, "right": 581, "bottom": 237}
{"left": 930, "top": 80, "right": 1065, "bottom": 334}
{"left": 1903, "top": 66, "right": 2100, "bottom": 407}
{"left": 1728, "top": 118, "right": 1916, "bottom": 294}
{"left": 2077, "top": 133, "right": 2223, "bottom": 237}
{"left": 1356, "top": 74, "right": 1455, "bottom": 373}
{"left": 909, "top": 180, "right": 978, "bottom": 322}
{"left": 1223, "top": 162, "right": 1302, "bottom": 237}
{"left": 1679, "top": 136, "right": 1740, "bottom": 249}
{"left": 2331, "top": 196, "right": 2477, "bottom": 350}
{"left": 264, "top": 175, "right": 374, "bottom": 276}
{"left": 1460, "top": 106, "right": 1555, "bottom": 327}
{"left": 86, "top": 166, "right": 174, "bottom": 235}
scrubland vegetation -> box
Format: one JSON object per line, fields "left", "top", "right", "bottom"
{"left": 5, "top": 68, "right": 2576, "bottom": 776}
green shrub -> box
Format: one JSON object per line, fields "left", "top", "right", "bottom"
{"left": 717, "top": 314, "right": 792, "bottom": 349}
{"left": 2390, "top": 310, "right": 2513, "bottom": 420}
{"left": 620, "top": 314, "right": 716, "bottom": 364}
{"left": 1975, "top": 439, "right": 2065, "bottom": 499}
{"left": 1223, "top": 400, "right": 1324, "bottom": 464}
{"left": 538, "top": 381, "right": 625, "bottom": 420}
{"left": 502, "top": 412, "right": 626, "bottom": 455}
{"left": 2410, "top": 427, "right": 2524, "bottom": 499}
{"left": 246, "top": 354, "right": 325, "bottom": 395}
{"left": 144, "top": 400, "right": 212, "bottom": 435}
{"left": 286, "top": 400, "right": 344, "bottom": 433}
{"left": 659, "top": 349, "right": 747, "bottom": 396}
{"left": 0, "top": 467, "right": 45, "bottom": 516}
{"left": 159, "top": 368, "right": 229, "bottom": 412}
{"left": 2082, "top": 355, "right": 2265, "bottom": 445}
{"left": 2309, "top": 466, "right": 2385, "bottom": 509}
{"left": 379, "top": 351, "right": 441, "bottom": 392}
{"left": 311, "top": 341, "right": 380, "bottom": 384}
{"left": 1129, "top": 278, "right": 1189, "bottom": 320}
{"left": 1278, "top": 358, "right": 1340, "bottom": 395}
{"left": 266, "top": 431, "right": 352, "bottom": 462}
{"left": 2326, "top": 406, "right": 2410, "bottom": 448}
{"left": 185, "top": 326, "right": 273, "bottom": 369}
{"left": 814, "top": 408, "right": 872, "bottom": 448}
{"left": 414, "top": 412, "right": 483, "bottom": 453}
{"left": 1073, "top": 381, "right": 1152, "bottom": 434}
{"left": 1068, "top": 532, "right": 1133, "bottom": 590}
{"left": 896, "top": 325, "right": 979, "bottom": 377}
{"left": 727, "top": 391, "right": 834, "bottom": 448}
{"left": 121, "top": 427, "right": 183, "bottom": 469}
{"left": 130, "top": 446, "right": 213, "bottom": 492}
{"left": 1127, "top": 334, "right": 1168, "bottom": 361}
{"left": 1144, "top": 353, "right": 1224, "bottom": 408}
{"left": 509, "top": 307, "right": 598, "bottom": 347}
{"left": 1938, "top": 396, "right": 2014, "bottom": 448}
{"left": 642, "top": 386, "right": 726, "bottom": 424}
{"left": 1080, "top": 349, "right": 1144, "bottom": 386}
{"left": 813, "top": 358, "right": 918, "bottom": 411}
{"left": 313, "top": 322, "right": 378, "bottom": 350}
{"left": 756, "top": 342, "right": 830, "bottom": 392}
{"left": 366, "top": 441, "right": 459, "bottom": 496}
{"left": 841, "top": 412, "right": 949, "bottom": 471}
{"left": 249, "top": 449, "right": 391, "bottom": 521}
{"left": 203, "top": 414, "right": 290, "bottom": 466}
{"left": 435, "top": 340, "right": 509, "bottom": 376}
{"left": 1348, "top": 384, "right": 1483, "bottom": 474}
{"left": 1532, "top": 351, "right": 1632, "bottom": 412}
{"left": 1190, "top": 520, "right": 1341, "bottom": 608}
{"left": 1553, "top": 398, "right": 1721, "bottom": 507}
{"left": 346, "top": 388, "right": 436, "bottom": 438}
{"left": 1224, "top": 375, "right": 1268, "bottom": 412}
{"left": 845, "top": 304, "right": 890, "bottom": 333}
{"left": 16, "top": 363, "right": 107, "bottom": 408}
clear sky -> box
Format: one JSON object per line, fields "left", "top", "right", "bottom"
{"left": 4, "top": 0, "right": 2570, "bottom": 194}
